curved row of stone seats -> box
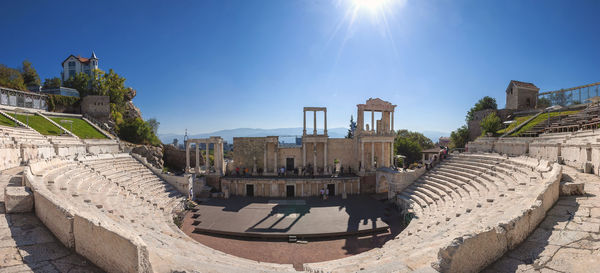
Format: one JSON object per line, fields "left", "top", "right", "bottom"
{"left": 78, "top": 154, "right": 184, "bottom": 213}
{"left": 304, "top": 153, "right": 562, "bottom": 273}
{"left": 48, "top": 136, "right": 87, "bottom": 156}
{"left": 83, "top": 138, "right": 120, "bottom": 154}
{"left": 0, "top": 135, "right": 20, "bottom": 170}
{"left": 25, "top": 156, "right": 297, "bottom": 272}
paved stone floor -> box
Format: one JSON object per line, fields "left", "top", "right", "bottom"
{"left": 0, "top": 167, "right": 102, "bottom": 273}
{"left": 182, "top": 197, "right": 403, "bottom": 270}
{"left": 484, "top": 166, "right": 600, "bottom": 273}
{"left": 191, "top": 196, "right": 390, "bottom": 238}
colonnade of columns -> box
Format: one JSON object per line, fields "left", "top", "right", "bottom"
{"left": 359, "top": 139, "right": 394, "bottom": 172}
{"left": 301, "top": 140, "right": 328, "bottom": 175}
{"left": 303, "top": 107, "right": 327, "bottom": 136}
{"left": 185, "top": 137, "right": 225, "bottom": 175}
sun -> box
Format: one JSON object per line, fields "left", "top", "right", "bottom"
{"left": 351, "top": 0, "right": 390, "bottom": 15}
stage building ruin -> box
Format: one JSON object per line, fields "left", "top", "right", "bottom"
{"left": 219, "top": 98, "right": 397, "bottom": 198}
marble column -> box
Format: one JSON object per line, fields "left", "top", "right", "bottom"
{"left": 390, "top": 142, "right": 394, "bottom": 167}
{"left": 302, "top": 142, "right": 306, "bottom": 168}
{"left": 371, "top": 141, "right": 375, "bottom": 170}
{"left": 324, "top": 110, "right": 327, "bottom": 135}
{"left": 313, "top": 143, "right": 317, "bottom": 175}
{"left": 303, "top": 110, "right": 306, "bottom": 135}
{"left": 205, "top": 142, "right": 209, "bottom": 172}
{"left": 324, "top": 142, "right": 328, "bottom": 174}
{"left": 264, "top": 142, "right": 267, "bottom": 173}
{"left": 313, "top": 111, "right": 317, "bottom": 135}
{"left": 391, "top": 111, "right": 394, "bottom": 132}
{"left": 381, "top": 141, "right": 384, "bottom": 167}
{"left": 274, "top": 144, "right": 278, "bottom": 173}
{"left": 195, "top": 143, "right": 200, "bottom": 174}
{"left": 371, "top": 110, "right": 375, "bottom": 131}
{"left": 185, "top": 142, "right": 190, "bottom": 173}
{"left": 360, "top": 140, "right": 364, "bottom": 172}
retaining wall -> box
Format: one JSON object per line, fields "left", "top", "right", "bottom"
{"left": 24, "top": 165, "right": 153, "bottom": 273}
{"left": 434, "top": 162, "right": 562, "bottom": 273}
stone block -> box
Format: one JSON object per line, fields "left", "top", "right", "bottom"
{"left": 33, "top": 191, "right": 75, "bottom": 248}
{"left": 73, "top": 213, "right": 152, "bottom": 273}
{"left": 4, "top": 186, "right": 33, "bottom": 213}
{"left": 560, "top": 181, "right": 585, "bottom": 196}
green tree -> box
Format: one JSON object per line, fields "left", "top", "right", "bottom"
{"left": 63, "top": 72, "right": 92, "bottom": 96}
{"left": 0, "top": 64, "right": 26, "bottom": 90}
{"left": 20, "top": 60, "right": 40, "bottom": 87}
{"left": 346, "top": 115, "right": 356, "bottom": 138}
{"left": 117, "top": 118, "right": 161, "bottom": 145}
{"left": 394, "top": 138, "right": 422, "bottom": 164}
{"left": 466, "top": 96, "right": 498, "bottom": 122}
{"left": 147, "top": 118, "right": 160, "bottom": 135}
{"left": 537, "top": 97, "right": 551, "bottom": 109}
{"left": 396, "top": 129, "right": 434, "bottom": 149}
{"left": 548, "top": 91, "right": 571, "bottom": 106}
{"left": 480, "top": 112, "right": 502, "bottom": 136}
{"left": 450, "top": 125, "right": 469, "bottom": 149}
{"left": 43, "top": 77, "right": 62, "bottom": 89}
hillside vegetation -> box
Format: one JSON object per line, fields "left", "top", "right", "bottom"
{"left": 49, "top": 117, "right": 107, "bottom": 139}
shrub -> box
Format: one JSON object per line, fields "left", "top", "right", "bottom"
{"left": 117, "top": 118, "right": 161, "bottom": 146}
{"left": 481, "top": 112, "right": 502, "bottom": 136}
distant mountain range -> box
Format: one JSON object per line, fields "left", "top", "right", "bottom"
{"left": 159, "top": 128, "right": 450, "bottom": 145}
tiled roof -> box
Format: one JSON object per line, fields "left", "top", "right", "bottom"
{"left": 511, "top": 80, "right": 538, "bottom": 89}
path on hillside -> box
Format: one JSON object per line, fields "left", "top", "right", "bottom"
{"left": 0, "top": 167, "right": 102, "bottom": 272}
{"left": 484, "top": 166, "right": 600, "bottom": 273}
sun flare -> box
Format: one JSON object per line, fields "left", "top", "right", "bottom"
{"left": 352, "top": 0, "right": 390, "bottom": 14}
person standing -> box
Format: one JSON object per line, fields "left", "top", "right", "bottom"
{"left": 325, "top": 188, "right": 329, "bottom": 200}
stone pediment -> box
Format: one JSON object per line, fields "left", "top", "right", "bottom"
{"left": 358, "top": 98, "right": 396, "bottom": 111}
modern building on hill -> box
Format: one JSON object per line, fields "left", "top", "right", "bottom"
{"left": 61, "top": 52, "right": 99, "bottom": 81}
{"left": 41, "top": 87, "right": 80, "bottom": 97}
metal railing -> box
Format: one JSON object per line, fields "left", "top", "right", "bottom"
{"left": 538, "top": 82, "right": 600, "bottom": 107}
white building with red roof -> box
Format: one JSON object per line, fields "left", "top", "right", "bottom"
{"left": 61, "top": 52, "right": 99, "bottom": 82}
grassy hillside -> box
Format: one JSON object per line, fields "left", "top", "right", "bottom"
{"left": 13, "top": 114, "right": 62, "bottom": 135}
{"left": 512, "top": 110, "right": 579, "bottom": 136}
{"left": 49, "top": 117, "right": 107, "bottom": 139}
{"left": 0, "top": 114, "right": 15, "bottom": 127}
{"left": 496, "top": 115, "right": 532, "bottom": 134}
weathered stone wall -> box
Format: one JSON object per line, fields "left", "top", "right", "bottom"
{"left": 233, "top": 137, "right": 267, "bottom": 170}
{"left": 328, "top": 138, "right": 358, "bottom": 173}
{"left": 221, "top": 176, "right": 360, "bottom": 197}
{"left": 163, "top": 144, "right": 202, "bottom": 173}
{"left": 86, "top": 141, "right": 120, "bottom": 154}
{"left": 434, "top": 163, "right": 561, "bottom": 273}
{"left": 278, "top": 147, "right": 302, "bottom": 170}
{"left": 80, "top": 96, "right": 110, "bottom": 121}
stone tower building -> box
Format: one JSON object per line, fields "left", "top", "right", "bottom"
{"left": 505, "top": 80, "right": 539, "bottom": 110}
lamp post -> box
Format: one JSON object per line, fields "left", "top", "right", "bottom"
{"left": 60, "top": 120, "right": 73, "bottom": 135}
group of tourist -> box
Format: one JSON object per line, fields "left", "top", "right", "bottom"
{"left": 319, "top": 187, "right": 330, "bottom": 200}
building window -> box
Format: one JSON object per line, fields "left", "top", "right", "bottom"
{"left": 69, "top": 70, "right": 76, "bottom": 78}
{"left": 69, "top": 61, "right": 75, "bottom": 67}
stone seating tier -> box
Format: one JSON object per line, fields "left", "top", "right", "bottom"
{"left": 303, "top": 153, "right": 561, "bottom": 273}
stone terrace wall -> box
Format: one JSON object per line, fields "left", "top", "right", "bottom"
{"left": 468, "top": 130, "right": 600, "bottom": 175}
{"left": 467, "top": 137, "right": 532, "bottom": 156}
{"left": 434, "top": 162, "right": 562, "bottom": 273}
{"left": 24, "top": 166, "right": 152, "bottom": 273}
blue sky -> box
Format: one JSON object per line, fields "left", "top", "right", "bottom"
{"left": 1, "top": 0, "right": 599, "bottom": 136}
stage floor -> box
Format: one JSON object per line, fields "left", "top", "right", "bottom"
{"left": 190, "top": 195, "right": 392, "bottom": 238}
